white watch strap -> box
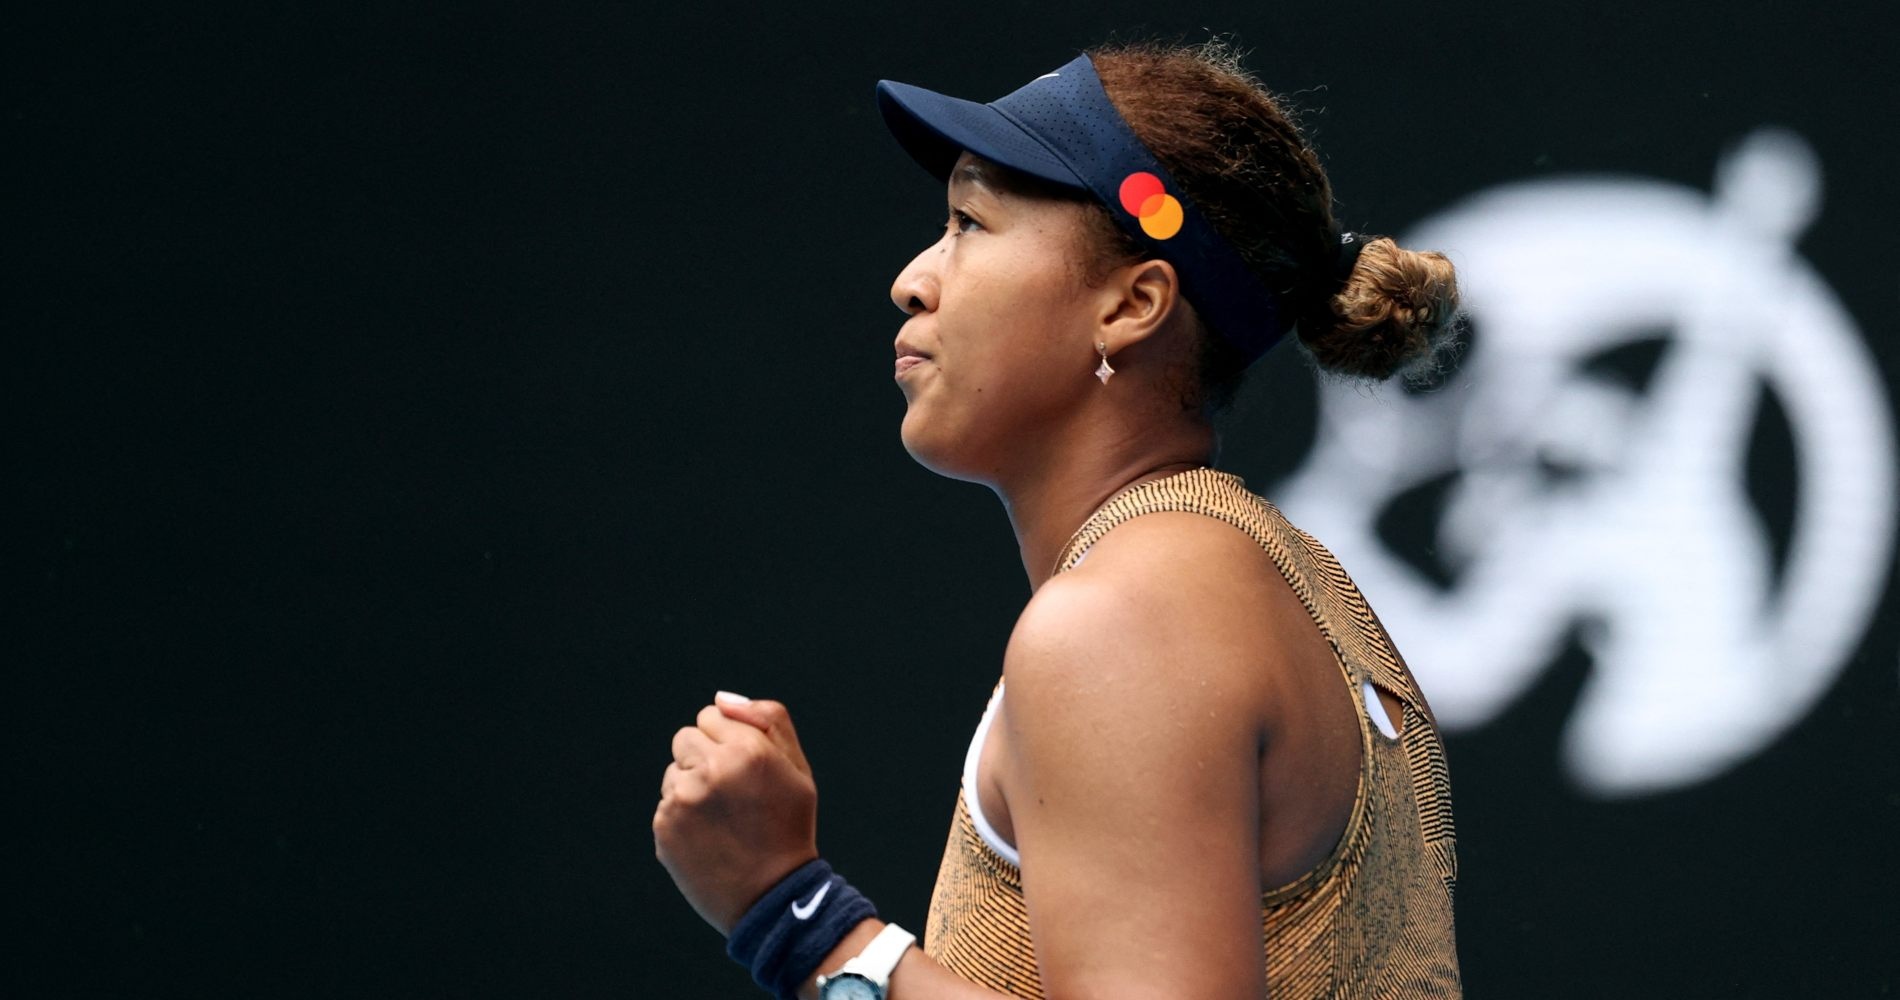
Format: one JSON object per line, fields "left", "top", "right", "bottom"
{"left": 838, "top": 922, "right": 916, "bottom": 989}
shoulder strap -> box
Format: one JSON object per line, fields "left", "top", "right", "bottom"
{"left": 1053, "top": 467, "right": 1263, "bottom": 574}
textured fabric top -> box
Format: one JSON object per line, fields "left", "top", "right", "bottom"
{"left": 923, "top": 467, "right": 1462, "bottom": 998}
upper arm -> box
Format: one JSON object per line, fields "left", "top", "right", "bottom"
{"left": 998, "top": 523, "right": 1270, "bottom": 1000}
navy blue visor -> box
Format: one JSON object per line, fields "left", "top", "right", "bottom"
{"left": 876, "top": 53, "right": 1291, "bottom": 364}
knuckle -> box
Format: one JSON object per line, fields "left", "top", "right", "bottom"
{"left": 731, "top": 738, "right": 774, "bottom": 776}
{"left": 674, "top": 779, "right": 709, "bottom": 806}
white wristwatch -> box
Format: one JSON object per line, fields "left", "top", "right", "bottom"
{"left": 816, "top": 923, "right": 915, "bottom": 1000}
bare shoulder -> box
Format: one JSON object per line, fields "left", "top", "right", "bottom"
{"left": 1004, "top": 511, "right": 1287, "bottom": 733}
{"left": 1016, "top": 510, "right": 1288, "bottom": 655}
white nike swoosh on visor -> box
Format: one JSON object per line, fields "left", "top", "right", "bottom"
{"left": 1034, "top": 72, "right": 1060, "bottom": 80}
{"left": 791, "top": 881, "right": 831, "bottom": 920}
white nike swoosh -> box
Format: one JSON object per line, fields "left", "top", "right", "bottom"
{"left": 1035, "top": 72, "right": 1061, "bottom": 80}
{"left": 791, "top": 881, "right": 831, "bottom": 920}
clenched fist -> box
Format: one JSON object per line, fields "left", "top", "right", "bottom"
{"left": 654, "top": 692, "right": 821, "bottom": 935}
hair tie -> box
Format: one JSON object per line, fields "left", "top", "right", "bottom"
{"left": 1335, "top": 231, "right": 1372, "bottom": 287}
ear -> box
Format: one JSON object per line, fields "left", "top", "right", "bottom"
{"left": 1093, "top": 257, "right": 1181, "bottom": 353}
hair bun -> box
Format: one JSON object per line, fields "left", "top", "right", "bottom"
{"left": 1295, "top": 237, "right": 1460, "bottom": 380}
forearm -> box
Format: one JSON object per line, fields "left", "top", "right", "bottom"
{"left": 798, "top": 919, "right": 1018, "bottom": 1000}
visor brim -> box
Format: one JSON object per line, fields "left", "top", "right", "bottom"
{"left": 875, "top": 79, "right": 1083, "bottom": 190}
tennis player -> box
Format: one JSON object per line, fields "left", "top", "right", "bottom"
{"left": 656, "top": 39, "right": 1463, "bottom": 999}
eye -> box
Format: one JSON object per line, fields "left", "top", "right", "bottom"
{"left": 945, "top": 208, "right": 982, "bottom": 236}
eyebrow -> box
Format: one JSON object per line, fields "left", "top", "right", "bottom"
{"left": 949, "top": 160, "right": 996, "bottom": 196}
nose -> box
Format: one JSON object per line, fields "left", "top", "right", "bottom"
{"left": 889, "top": 241, "right": 939, "bottom": 317}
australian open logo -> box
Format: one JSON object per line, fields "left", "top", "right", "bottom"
{"left": 1274, "top": 129, "right": 1896, "bottom": 796}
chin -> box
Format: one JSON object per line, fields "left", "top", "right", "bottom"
{"left": 899, "top": 410, "right": 988, "bottom": 484}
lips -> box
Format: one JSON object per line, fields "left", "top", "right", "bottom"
{"left": 894, "top": 337, "right": 933, "bottom": 378}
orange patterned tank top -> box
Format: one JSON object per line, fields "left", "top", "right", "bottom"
{"left": 923, "top": 467, "right": 1461, "bottom": 998}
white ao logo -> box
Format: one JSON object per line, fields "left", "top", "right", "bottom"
{"left": 1275, "top": 129, "right": 1896, "bottom": 796}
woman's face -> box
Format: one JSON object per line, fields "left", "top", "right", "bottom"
{"left": 889, "top": 151, "right": 1103, "bottom": 482}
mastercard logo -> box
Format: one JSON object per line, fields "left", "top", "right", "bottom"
{"left": 1118, "top": 172, "right": 1184, "bottom": 240}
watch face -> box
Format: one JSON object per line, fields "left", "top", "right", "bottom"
{"left": 819, "top": 972, "right": 881, "bottom": 1000}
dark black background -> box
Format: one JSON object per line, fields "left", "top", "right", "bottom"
{"left": 11, "top": 2, "right": 1897, "bottom": 996}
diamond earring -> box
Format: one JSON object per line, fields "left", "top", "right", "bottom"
{"left": 1095, "top": 341, "right": 1115, "bottom": 384}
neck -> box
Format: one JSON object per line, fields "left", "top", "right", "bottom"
{"left": 991, "top": 407, "right": 1215, "bottom": 591}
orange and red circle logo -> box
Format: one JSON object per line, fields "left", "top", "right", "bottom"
{"left": 1118, "top": 171, "right": 1184, "bottom": 240}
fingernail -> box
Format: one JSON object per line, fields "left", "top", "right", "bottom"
{"left": 715, "top": 690, "right": 751, "bottom": 706}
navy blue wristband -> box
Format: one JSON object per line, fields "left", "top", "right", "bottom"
{"left": 726, "top": 859, "right": 879, "bottom": 1000}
